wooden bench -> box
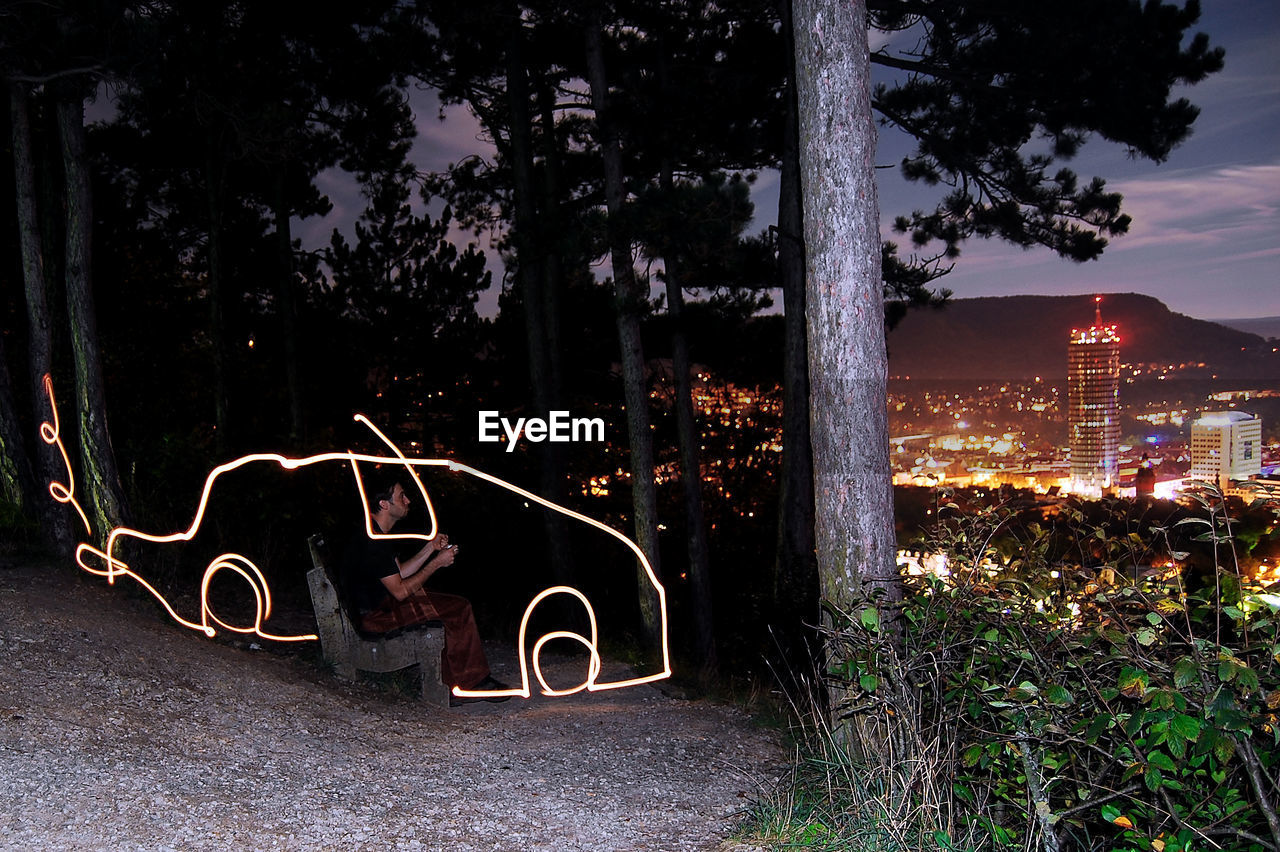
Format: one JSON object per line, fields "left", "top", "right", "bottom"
{"left": 305, "top": 533, "right": 449, "bottom": 707}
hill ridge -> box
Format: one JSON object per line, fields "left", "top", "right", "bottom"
{"left": 885, "top": 292, "right": 1277, "bottom": 380}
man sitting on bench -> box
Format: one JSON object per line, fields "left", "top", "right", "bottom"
{"left": 341, "top": 473, "right": 509, "bottom": 703}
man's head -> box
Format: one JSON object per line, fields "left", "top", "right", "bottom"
{"left": 367, "top": 473, "right": 411, "bottom": 523}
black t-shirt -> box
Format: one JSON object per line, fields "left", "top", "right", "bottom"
{"left": 340, "top": 525, "right": 401, "bottom": 615}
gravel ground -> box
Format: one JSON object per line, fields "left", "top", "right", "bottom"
{"left": 0, "top": 559, "right": 783, "bottom": 851}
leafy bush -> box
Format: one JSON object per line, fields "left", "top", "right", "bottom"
{"left": 745, "top": 487, "right": 1280, "bottom": 852}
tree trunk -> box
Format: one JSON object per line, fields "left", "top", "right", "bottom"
{"left": 660, "top": 168, "right": 717, "bottom": 678}
{"left": 272, "top": 171, "right": 304, "bottom": 442}
{"left": 772, "top": 0, "right": 821, "bottom": 692}
{"left": 584, "top": 14, "right": 664, "bottom": 650}
{"left": 791, "top": 0, "right": 899, "bottom": 618}
{"left": 9, "top": 82, "right": 70, "bottom": 550}
{"left": 0, "top": 325, "right": 37, "bottom": 516}
{"left": 652, "top": 30, "right": 716, "bottom": 679}
{"left": 56, "top": 94, "right": 127, "bottom": 535}
{"left": 205, "top": 143, "right": 231, "bottom": 452}
{"left": 536, "top": 80, "right": 566, "bottom": 407}
{"left": 504, "top": 17, "right": 576, "bottom": 592}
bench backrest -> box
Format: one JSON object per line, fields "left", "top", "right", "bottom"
{"left": 307, "top": 533, "right": 365, "bottom": 631}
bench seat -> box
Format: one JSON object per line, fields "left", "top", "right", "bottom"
{"left": 305, "top": 533, "right": 448, "bottom": 707}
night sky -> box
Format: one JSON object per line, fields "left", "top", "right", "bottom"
{"left": 298, "top": 0, "right": 1280, "bottom": 323}
{"left": 877, "top": 0, "right": 1280, "bottom": 322}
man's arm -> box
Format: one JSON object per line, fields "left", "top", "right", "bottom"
{"left": 398, "top": 533, "right": 448, "bottom": 578}
{"left": 379, "top": 539, "right": 457, "bottom": 601}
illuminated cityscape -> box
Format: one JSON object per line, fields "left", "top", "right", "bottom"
{"left": 622, "top": 367, "right": 1279, "bottom": 508}
{"left": 413, "top": 319, "right": 1277, "bottom": 518}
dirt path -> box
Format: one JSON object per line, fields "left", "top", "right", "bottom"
{"left": 0, "top": 560, "right": 781, "bottom": 851}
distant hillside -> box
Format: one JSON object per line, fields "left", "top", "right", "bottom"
{"left": 1213, "top": 316, "right": 1280, "bottom": 341}
{"left": 886, "top": 293, "right": 1278, "bottom": 380}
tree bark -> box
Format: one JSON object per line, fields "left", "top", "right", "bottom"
{"left": 773, "top": 0, "right": 821, "bottom": 687}
{"left": 8, "top": 81, "right": 70, "bottom": 550}
{"left": 791, "top": 0, "right": 899, "bottom": 620}
{"left": 584, "top": 14, "right": 664, "bottom": 650}
{"left": 56, "top": 94, "right": 127, "bottom": 535}
{"left": 0, "top": 324, "right": 37, "bottom": 516}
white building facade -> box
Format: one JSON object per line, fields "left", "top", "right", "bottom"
{"left": 1189, "top": 410, "right": 1263, "bottom": 488}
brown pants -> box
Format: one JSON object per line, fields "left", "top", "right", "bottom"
{"left": 360, "top": 590, "right": 491, "bottom": 689}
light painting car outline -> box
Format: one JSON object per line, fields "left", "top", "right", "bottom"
{"left": 40, "top": 375, "right": 671, "bottom": 699}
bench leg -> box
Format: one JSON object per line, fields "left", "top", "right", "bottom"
{"left": 420, "top": 663, "right": 450, "bottom": 708}
{"left": 334, "top": 661, "right": 358, "bottom": 681}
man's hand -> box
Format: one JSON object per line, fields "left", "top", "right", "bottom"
{"left": 398, "top": 535, "right": 458, "bottom": 585}
{"left": 432, "top": 546, "right": 457, "bottom": 569}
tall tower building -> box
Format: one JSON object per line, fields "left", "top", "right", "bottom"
{"left": 1068, "top": 297, "right": 1121, "bottom": 496}
{"left": 1190, "top": 411, "right": 1263, "bottom": 489}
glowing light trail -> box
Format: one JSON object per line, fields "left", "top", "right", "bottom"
{"left": 39, "top": 375, "right": 91, "bottom": 536}
{"left": 448, "top": 461, "right": 671, "bottom": 699}
{"left": 352, "top": 413, "right": 440, "bottom": 543}
{"left": 40, "top": 376, "right": 671, "bottom": 696}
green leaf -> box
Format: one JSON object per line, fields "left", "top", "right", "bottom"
{"left": 1147, "top": 751, "right": 1176, "bottom": 772}
{"left": 800, "top": 821, "right": 829, "bottom": 842}
{"left": 1119, "top": 666, "right": 1149, "bottom": 698}
{"left": 1010, "top": 681, "right": 1039, "bottom": 700}
{"left": 1144, "top": 764, "right": 1164, "bottom": 792}
{"left": 1135, "top": 628, "right": 1157, "bottom": 646}
{"left": 1201, "top": 726, "right": 1239, "bottom": 760}
{"left": 1046, "top": 684, "right": 1074, "bottom": 706}
{"left": 1173, "top": 658, "right": 1198, "bottom": 689}
{"left": 1086, "top": 713, "right": 1114, "bottom": 741}
{"left": 1170, "top": 714, "right": 1201, "bottom": 742}
{"left": 859, "top": 673, "right": 879, "bottom": 693}
{"left": 859, "top": 607, "right": 880, "bottom": 632}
